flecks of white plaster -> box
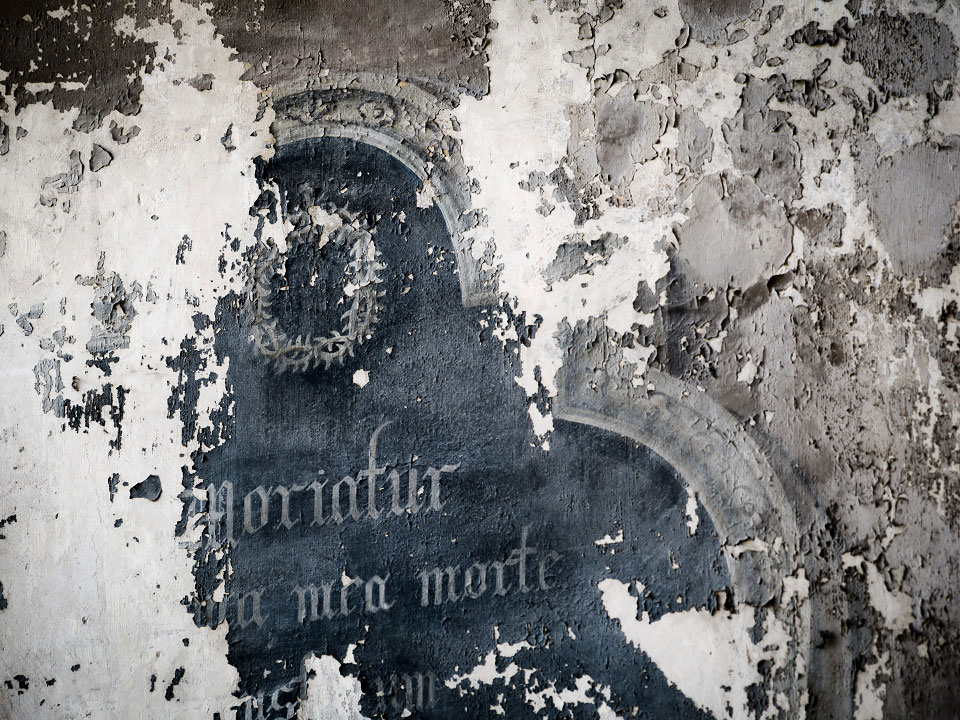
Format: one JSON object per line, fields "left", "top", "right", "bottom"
{"left": 527, "top": 402, "right": 554, "bottom": 439}
{"left": 597, "top": 702, "right": 626, "bottom": 720}
{"left": 595, "top": 529, "right": 623, "bottom": 546}
{"left": 415, "top": 175, "right": 439, "bottom": 209}
{"left": 454, "top": 0, "right": 671, "bottom": 404}
{"left": 298, "top": 654, "right": 366, "bottom": 720}
{"left": 445, "top": 627, "right": 531, "bottom": 691}
{"left": 598, "top": 578, "right": 792, "bottom": 720}
{"left": 683, "top": 486, "right": 699, "bottom": 536}
{"left": 445, "top": 628, "right": 613, "bottom": 716}
{"left": 496, "top": 635, "right": 533, "bottom": 658}
{"left": 915, "top": 263, "right": 960, "bottom": 321}
{"left": 0, "top": 2, "right": 276, "bottom": 717}
{"left": 353, "top": 368, "right": 370, "bottom": 388}
{"left": 524, "top": 674, "right": 597, "bottom": 715}
{"left": 842, "top": 554, "right": 914, "bottom": 636}
{"left": 841, "top": 553, "right": 917, "bottom": 719}
{"left": 726, "top": 537, "right": 773, "bottom": 558}
{"left": 447, "top": 650, "right": 522, "bottom": 691}
{"left": 23, "top": 80, "right": 88, "bottom": 93}
{"left": 853, "top": 649, "right": 890, "bottom": 720}
{"left": 737, "top": 357, "right": 759, "bottom": 385}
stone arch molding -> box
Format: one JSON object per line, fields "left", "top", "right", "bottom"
{"left": 270, "top": 74, "right": 496, "bottom": 308}
{"left": 266, "top": 76, "right": 817, "bottom": 717}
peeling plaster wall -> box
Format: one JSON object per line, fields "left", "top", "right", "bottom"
{"left": 1, "top": 1, "right": 959, "bottom": 719}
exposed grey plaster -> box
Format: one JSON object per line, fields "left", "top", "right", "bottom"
{"left": 595, "top": 89, "right": 667, "bottom": 193}
{"left": 845, "top": 12, "right": 957, "bottom": 101}
{"left": 675, "top": 106, "right": 713, "bottom": 175}
{"left": 679, "top": 0, "right": 762, "bottom": 46}
{"left": 795, "top": 203, "right": 845, "bottom": 250}
{"left": 674, "top": 173, "right": 792, "bottom": 290}
{"left": 40, "top": 150, "right": 83, "bottom": 195}
{"left": 130, "top": 475, "right": 162, "bottom": 501}
{"left": 863, "top": 140, "right": 960, "bottom": 279}
{"left": 89, "top": 144, "right": 112, "bottom": 173}
{"left": 77, "top": 255, "right": 140, "bottom": 356}
{"left": 722, "top": 75, "right": 802, "bottom": 205}
{"left": 544, "top": 232, "right": 626, "bottom": 285}
{"left": 109, "top": 121, "right": 140, "bottom": 145}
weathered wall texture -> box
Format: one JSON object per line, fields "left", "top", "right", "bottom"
{"left": 1, "top": 1, "right": 959, "bottom": 718}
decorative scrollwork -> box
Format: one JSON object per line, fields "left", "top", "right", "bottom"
{"left": 248, "top": 206, "right": 385, "bottom": 372}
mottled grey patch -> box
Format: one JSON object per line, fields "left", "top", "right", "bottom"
{"left": 863, "top": 142, "right": 960, "bottom": 278}
{"left": 845, "top": 12, "right": 957, "bottom": 99}
{"left": 728, "top": 27, "right": 748, "bottom": 44}
{"left": 544, "top": 232, "right": 626, "bottom": 285}
{"left": 77, "top": 254, "right": 140, "bottom": 355}
{"left": 207, "top": 0, "right": 492, "bottom": 97}
{"left": 89, "top": 144, "right": 112, "bottom": 172}
{"left": 130, "top": 475, "right": 162, "bottom": 501}
{"left": 679, "top": 0, "right": 761, "bottom": 45}
{"left": 33, "top": 357, "right": 64, "bottom": 415}
{"left": 548, "top": 0, "right": 586, "bottom": 13}
{"left": 595, "top": 89, "right": 667, "bottom": 193}
{"left": 109, "top": 121, "right": 140, "bottom": 145}
{"left": 753, "top": 43, "right": 768, "bottom": 68}
{"left": 758, "top": 4, "right": 784, "bottom": 36}
{"left": 14, "top": 303, "right": 42, "bottom": 336}
{"left": 675, "top": 107, "right": 713, "bottom": 174}
{"left": 176, "top": 235, "right": 192, "bottom": 265}
{"left": 563, "top": 46, "right": 596, "bottom": 70}
{"left": 41, "top": 150, "right": 84, "bottom": 195}
{"left": 768, "top": 59, "right": 835, "bottom": 116}
{"left": 634, "top": 277, "right": 660, "bottom": 313}
{"left": 187, "top": 73, "right": 214, "bottom": 91}
{"left": 0, "top": 2, "right": 166, "bottom": 129}
{"left": 722, "top": 76, "right": 801, "bottom": 205}
{"left": 562, "top": 103, "right": 602, "bottom": 223}
{"left": 220, "top": 124, "right": 236, "bottom": 152}
{"left": 518, "top": 171, "right": 547, "bottom": 192}
{"left": 577, "top": 12, "right": 595, "bottom": 40}
{"left": 674, "top": 173, "right": 792, "bottom": 289}
{"left": 636, "top": 51, "right": 700, "bottom": 86}
{"left": 795, "top": 204, "right": 845, "bottom": 249}
{"left": 518, "top": 171, "right": 557, "bottom": 215}
{"left": 788, "top": 17, "right": 846, "bottom": 48}
{"left": 0, "top": 119, "right": 8, "bottom": 156}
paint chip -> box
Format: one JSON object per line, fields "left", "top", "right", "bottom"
{"left": 89, "top": 144, "right": 112, "bottom": 172}
{"left": 129, "top": 474, "right": 162, "bottom": 501}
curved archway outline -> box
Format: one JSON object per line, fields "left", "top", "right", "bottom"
{"left": 264, "top": 75, "right": 836, "bottom": 717}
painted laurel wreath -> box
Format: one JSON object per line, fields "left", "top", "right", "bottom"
{"left": 248, "top": 209, "right": 386, "bottom": 372}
